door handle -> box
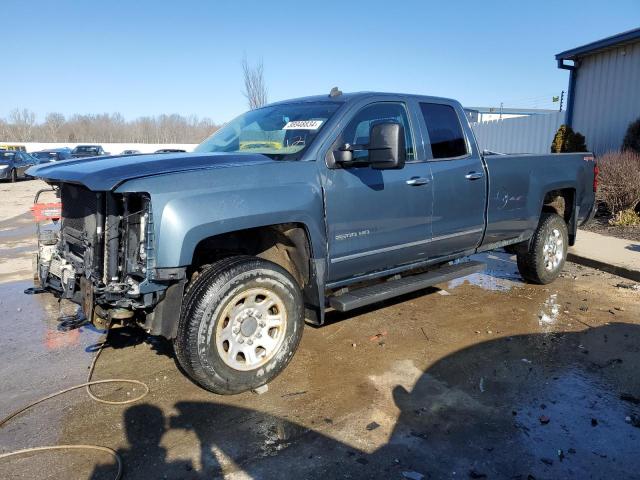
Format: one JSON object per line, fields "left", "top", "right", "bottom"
{"left": 406, "top": 177, "right": 430, "bottom": 186}
{"left": 465, "top": 171, "right": 484, "bottom": 180}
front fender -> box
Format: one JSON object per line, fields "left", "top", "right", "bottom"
{"left": 115, "top": 161, "right": 327, "bottom": 268}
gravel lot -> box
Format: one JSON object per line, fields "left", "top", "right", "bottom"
{"left": 0, "top": 179, "right": 639, "bottom": 480}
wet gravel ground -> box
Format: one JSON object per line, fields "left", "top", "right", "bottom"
{"left": 0, "top": 194, "right": 639, "bottom": 479}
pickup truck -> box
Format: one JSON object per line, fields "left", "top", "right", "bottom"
{"left": 28, "top": 91, "right": 597, "bottom": 394}
{"left": 71, "top": 144, "right": 108, "bottom": 158}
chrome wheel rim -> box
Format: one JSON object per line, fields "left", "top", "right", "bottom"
{"left": 543, "top": 228, "right": 564, "bottom": 271}
{"left": 215, "top": 287, "right": 287, "bottom": 371}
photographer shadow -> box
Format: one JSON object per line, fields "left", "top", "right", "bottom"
{"left": 94, "top": 322, "right": 640, "bottom": 479}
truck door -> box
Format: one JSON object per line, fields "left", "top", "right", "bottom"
{"left": 418, "top": 102, "right": 486, "bottom": 257}
{"left": 15, "top": 152, "right": 28, "bottom": 177}
{"left": 323, "top": 101, "right": 432, "bottom": 282}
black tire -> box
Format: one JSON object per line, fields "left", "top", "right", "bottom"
{"left": 516, "top": 212, "right": 568, "bottom": 284}
{"left": 10, "top": 169, "right": 17, "bottom": 183}
{"left": 174, "top": 256, "right": 304, "bottom": 394}
{"left": 503, "top": 244, "right": 519, "bottom": 255}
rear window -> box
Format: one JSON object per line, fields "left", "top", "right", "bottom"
{"left": 419, "top": 103, "right": 468, "bottom": 159}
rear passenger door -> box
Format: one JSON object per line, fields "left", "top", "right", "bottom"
{"left": 418, "top": 102, "right": 486, "bottom": 257}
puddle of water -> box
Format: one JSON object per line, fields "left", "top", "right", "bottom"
{"left": 257, "top": 419, "right": 310, "bottom": 457}
{"left": 0, "top": 223, "right": 36, "bottom": 241}
{"left": 0, "top": 244, "right": 35, "bottom": 257}
{"left": 0, "top": 281, "right": 102, "bottom": 445}
{"left": 448, "top": 252, "right": 524, "bottom": 292}
{"left": 515, "top": 367, "right": 640, "bottom": 478}
{"left": 0, "top": 212, "right": 33, "bottom": 230}
{"left": 538, "top": 292, "right": 561, "bottom": 331}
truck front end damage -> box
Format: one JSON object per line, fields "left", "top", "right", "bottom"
{"left": 35, "top": 183, "right": 183, "bottom": 332}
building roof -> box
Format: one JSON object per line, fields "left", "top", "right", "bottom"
{"left": 556, "top": 27, "right": 640, "bottom": 61}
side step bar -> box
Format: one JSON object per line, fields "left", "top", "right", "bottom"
{"left": 328, "top": 260, "right": 486, "bottom": 312}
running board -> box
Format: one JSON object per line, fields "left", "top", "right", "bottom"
{"left": 328, "top": 261, "right": 486, "bottom": 312}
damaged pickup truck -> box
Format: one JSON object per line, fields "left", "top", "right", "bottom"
{"left": 28, "top": 91, "right": 597, "bottom": 394}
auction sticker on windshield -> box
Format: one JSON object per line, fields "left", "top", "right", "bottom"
{"left": 283, "top": 120, "right": 323, "bottom": 130}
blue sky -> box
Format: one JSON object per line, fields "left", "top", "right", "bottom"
{"left": 2, "top": 0, "right": 638, "bottom": 123}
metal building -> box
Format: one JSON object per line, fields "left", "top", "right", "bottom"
{"left": 556, "top": 27, "right": 640, "bottom": 155}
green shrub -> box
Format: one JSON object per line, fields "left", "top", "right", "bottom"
{"left": 609, "top": 208, "right": 640, "bottom": 226}
{"left": 622, "top": 117, "right": 640, "bottom": 154}
{"left": 550, "top": 124, "right": 588, "bottom": 153}
{"left": 597, "top": 150, "right": 640, "bottom": 214}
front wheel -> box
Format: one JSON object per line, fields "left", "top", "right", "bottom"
{"left": 516, "top": 212, "right": 568, "bottom": 284}
{"left": 10, "top": 169, "right": 17, "bottom": 183}
{"left": 174, "top": 256, "right": 304, "bottom": 394}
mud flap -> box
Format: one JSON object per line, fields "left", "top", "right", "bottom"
{"left": 80, "top": 276, "right": 94, "bottom": 321}
{"left": 145, "top": 280, "right": 186, "bottom": 339}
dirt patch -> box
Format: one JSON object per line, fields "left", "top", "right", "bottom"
{"left": 0, "top": 179, "right": 50, "bottom": 223}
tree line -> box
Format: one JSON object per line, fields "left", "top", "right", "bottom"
{"left": 1, "top": 57, "right": 268, "bottom": 144}
{"left": 0, "top": 108, "right": 220, "bottom": 144}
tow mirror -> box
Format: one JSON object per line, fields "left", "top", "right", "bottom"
{"left": 333, "top": 122, "right": 406, "bottom": 170}
{"left": 367, "top": 122, "right": 405, "bottom": 169}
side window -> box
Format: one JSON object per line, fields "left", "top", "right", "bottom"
{"left": 340, "top": 102, "right": 415, "bottom": 161}
{"left": 419, "top": 103, "right": 468, "bottom": 159}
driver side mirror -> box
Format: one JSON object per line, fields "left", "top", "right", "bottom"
{"left": 333, "top": 122, "right": 406, "bottom": 170}
{"left": 368, "top": 122, "right": 406, "bottom": 169}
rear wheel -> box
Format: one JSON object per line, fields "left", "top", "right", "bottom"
{"left": 174, "top": 256, "right": 304, "bottom": 394}
{"left": 516, "top": 212, "right": 568, "bottom": 284}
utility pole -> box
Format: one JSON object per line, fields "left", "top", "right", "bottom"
{"left": 499, "top": 102, "right": 503, "bottom": 120}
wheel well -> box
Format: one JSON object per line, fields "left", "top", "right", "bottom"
{"left": 191, "top": 223, "right": 312, "bottom": 289}
{"left": 542, "top": 188, "right": 576, "bottom": 245}
{"left": 542, "top": 189, "right": 574, "bottom": 225}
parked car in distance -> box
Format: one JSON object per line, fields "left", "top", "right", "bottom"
{"left": 32, "top": 148, "right": 73, "bottom": 163}
{"left": 0, "top": 144, "right": 27, "bottom": 152}
{"left": 71, "top": 145, "right": 108, "bottom": 158}
{"left": 29, "top": 90, "right": 597, "bottom": 395}
{"left": 155, "top": 148, "right": 187, "bottom": 153}
{"left": 121, "top": 149, "right": 142, "bottom": 155}
{"left": 0, "top": 150, "right": 38, "bottom": 182}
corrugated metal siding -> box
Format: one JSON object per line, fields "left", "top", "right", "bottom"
{"left": 471, "top": 112, "right": 566, "bottom": 154}
{"left": 572, "top": 40, "right": 640, "bottom": 155}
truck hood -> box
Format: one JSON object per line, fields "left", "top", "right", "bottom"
{"left": 27, "top": 152, "right": 277, "bottom": 191}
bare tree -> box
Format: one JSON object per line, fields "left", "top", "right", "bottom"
{"left": 9, "top": 108, "right": 36, "bottom": 141}
{"left": 0, "top": 119, "right": 9, "bottom": 141}
{"left": 242, "top": 55, "right": 268, "bottom": 110}
{"left": 1, "top": 109, "right": 219, "bottom": 143}
{"left": 44, "top": 112, "right": 66, "bottom": 141}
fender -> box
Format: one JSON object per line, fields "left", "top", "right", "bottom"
{"left": 116, "top": 161, "right": 328, "bottom": 267}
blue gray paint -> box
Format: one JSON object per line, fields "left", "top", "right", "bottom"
{"left": 28, "top": 92, "right": 596, "bottom": 290}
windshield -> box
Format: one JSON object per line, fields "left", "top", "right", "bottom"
{"left": 195, "top": 102, "right": 342, "bottom": 160}
{"left": 73, "top": 146, "right": 99, "bottom": 153}
{"left": 34, "top": 152, "right": 56, "bottom": 160}
{"left": 0, "top": 152, "right": 16, "bottom": 162}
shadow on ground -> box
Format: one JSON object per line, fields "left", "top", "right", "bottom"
{"left": 91, "top": 322, "right": 640, "bottom": 480}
